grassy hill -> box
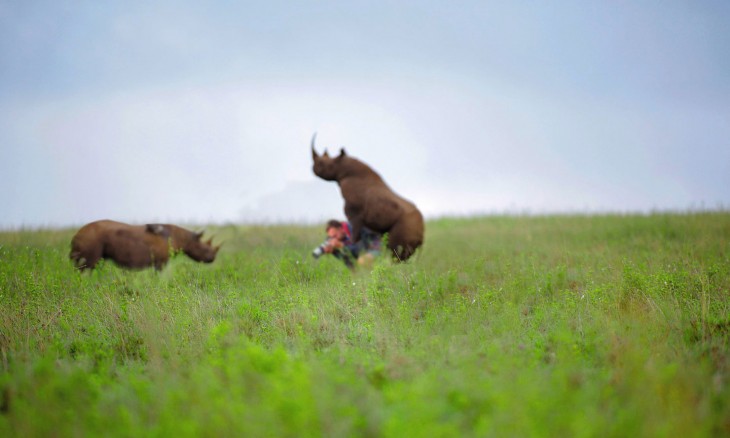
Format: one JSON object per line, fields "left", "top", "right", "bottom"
{"left": 1, "top": 213, "right": 728, "bottom": 436}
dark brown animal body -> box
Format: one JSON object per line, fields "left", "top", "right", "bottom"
{"left": 311, "top": 134, "right": 424, "bottom": 261}
{"left": 70, "top": 220, "right": 220, "bottom": 271}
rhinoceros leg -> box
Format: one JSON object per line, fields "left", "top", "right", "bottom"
{"left": 78, "top": 246, "right": 102, "bottom": 271}
{"left": 386, "top": 216, "right": 422, "bottom": 262}
{"left": 70, "top": 242, "right": 101, "bottom": 271}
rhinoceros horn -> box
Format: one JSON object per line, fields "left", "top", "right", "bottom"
{"left": 311, "top": 133, "right": 318, "bottom": 158}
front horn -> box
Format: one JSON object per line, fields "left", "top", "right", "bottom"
{"left": 311, "top": 132, "right": 318, "bottom": 158}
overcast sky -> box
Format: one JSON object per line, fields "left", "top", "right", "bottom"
{"left": 1, "top": 1, "right": 728, "bottom": 229}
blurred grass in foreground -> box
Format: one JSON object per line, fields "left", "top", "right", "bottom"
{"left": 0, "top": 213, "right": 728, "bottom": 437}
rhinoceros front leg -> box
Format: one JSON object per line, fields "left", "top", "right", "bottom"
{"left": 345, "top": 204, "right": 364, "bottom": 244}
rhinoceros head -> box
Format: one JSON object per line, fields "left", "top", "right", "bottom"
{"left": 311, "top": 133, "right": 348, "bottom": 182}
{"left": 147, "top": 224, "right": 221, "bottom": 263}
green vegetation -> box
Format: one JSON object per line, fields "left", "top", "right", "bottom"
{"left": 1, "top": 213, "right": 729, "bottom": 437}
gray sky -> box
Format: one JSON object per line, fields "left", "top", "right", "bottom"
{"left": 1, "top": 1, "right": 729, "bottom": 229}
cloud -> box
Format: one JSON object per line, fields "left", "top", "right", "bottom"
{"left": 1, "top": 1, "right": 729, "bottom": 228}
{"left": 0, "top": 79, "right": 434, "bottom": 227}
{"left": 240, "top": 180, "right": 343, "bottom": 224}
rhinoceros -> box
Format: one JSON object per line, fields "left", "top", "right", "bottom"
{"left": 70, "top": 220, "right": 220, "bottom": 271}
{"left": 311, "top": 134, "right": 424, "bottom": 261}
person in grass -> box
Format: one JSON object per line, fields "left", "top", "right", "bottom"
{"left": 314, "top": 219, "right": 381, "bottom": 268}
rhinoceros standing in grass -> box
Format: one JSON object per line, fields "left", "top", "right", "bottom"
{"left": 311, "top": 134, "right": 424, "bottom": 261}
{"left": 70, "top": 220, "right": 220, "bottom": 271}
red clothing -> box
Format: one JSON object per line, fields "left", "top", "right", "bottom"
{"left": 340, "top": 221, "right": 353, "bottom": 243}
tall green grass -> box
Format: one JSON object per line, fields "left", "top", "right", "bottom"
{"left": 1, "top": 213, "right": 728, "bottom": 436}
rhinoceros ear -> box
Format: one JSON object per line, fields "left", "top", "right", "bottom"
{"left": 338, "top": 148, "right": 347, "bottom": 158}
{"left": 146, "top": 224, "right": 170, "bottom": 238}
{"left": 194, "top": 230, "right": 204, "bottom": 240}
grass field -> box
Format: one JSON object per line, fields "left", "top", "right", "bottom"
{"left": 1, "top": 213, "right": 729, "bottom": 437}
